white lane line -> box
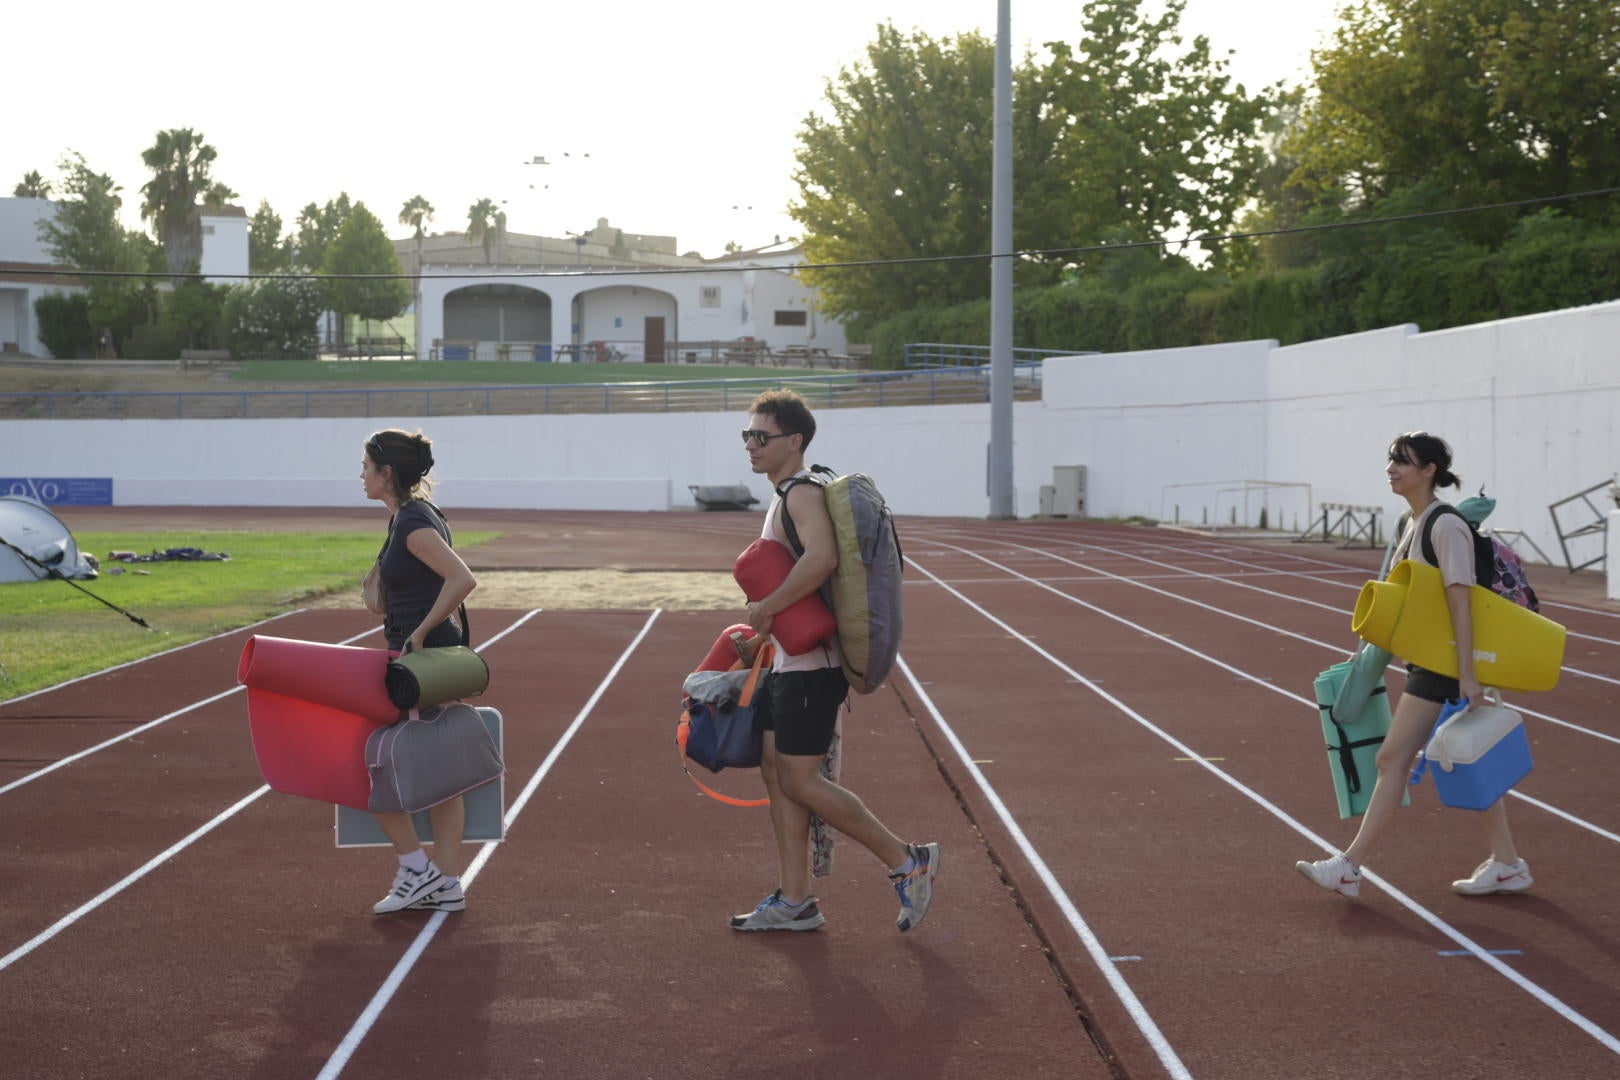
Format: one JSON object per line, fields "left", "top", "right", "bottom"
{"left": 952, "top": 536, "right": 1620, "bottom": 752}
{"left": 939, "top": 521, "right": 1620, "bottom": 649}
{"left": 0, "top": 610, "right": 300, "bottom": 707}
{"left": 0, "top": 625, "right": 383, "bottom": 798}
{"left": 942, "top": 524, "right": 1620, "bottom": 672}
{"left": 904, "top": 555, "right": 1620, "bottom": 1058}
{"left": 914, "top": 539, "right": 1620, "bottom": 841}
{"left": 314, "top": 609, "right": 661, "bottom": 1080}
{"left": 895, "top": 653, "right": 1192, "bottom": 1080}
{"left": 0, "top": 611, "right": 543, "bottom": 971}
{"left": 0, "top": 784, "right": 273, "bottom": 972}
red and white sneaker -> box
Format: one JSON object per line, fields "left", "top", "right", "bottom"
{"left": 1453, "top": 858, "right": 1532, "bottom": 896}
{"left": 1295, "top": 853, "right": 1361, "bottom": 898}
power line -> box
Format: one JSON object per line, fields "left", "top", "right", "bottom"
{"left": 17, "top": 185, "right": 1620, "bottom": 283}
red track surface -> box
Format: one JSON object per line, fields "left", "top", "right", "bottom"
{"left": 6, "top": 511, "right": 1619, "bottom": 1079}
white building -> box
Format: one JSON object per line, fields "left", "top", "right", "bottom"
{"left": 0, "top": 197, "right": 65, "bottom": 358}
{"left": 400, "top": 221, "right": 847, "bottom": 362}
{"left": 0, "top": 196, "right": 249, "bottom": 358}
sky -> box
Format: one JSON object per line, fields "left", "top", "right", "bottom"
{"left": 5, "top": 0, "right": 1345, "bottom": 260}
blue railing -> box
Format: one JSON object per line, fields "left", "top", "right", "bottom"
{"left": 0, "top": 364, "right": 1047, "bottom": 421}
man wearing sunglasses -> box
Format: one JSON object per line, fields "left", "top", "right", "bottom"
{"left": 730, "top": 390, "right": 940, "bottom": 933}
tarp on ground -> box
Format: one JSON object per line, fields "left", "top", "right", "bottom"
{"left": 0, "top": 495, "right": 97, "bottom": 582}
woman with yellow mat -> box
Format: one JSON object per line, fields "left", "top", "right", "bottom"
{"left": 1296, "top": 432, "right": 1531, "bottom": 899}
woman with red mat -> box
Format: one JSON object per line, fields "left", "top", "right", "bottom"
{"left": 1296, "top": 432, "right": 1531, "bottom": 899}
{"left": 361, "top": 428, "right": 480, "bottom": 914}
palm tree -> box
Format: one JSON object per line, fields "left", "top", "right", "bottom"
{"left": 139, "top": 128, "right": 237, "bottom": 280}
{"left": 399, "top": 195, "right": 435, "bottom": 272}
{"left": 466, "top": 198, "right": 501, "bottom": 263}
{"left": 12, "top": 170, "right": 52, "bottom": 198}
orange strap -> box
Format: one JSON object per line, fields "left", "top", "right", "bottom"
{"left": 675, "top": 640, "right": 774, "bottom": 808}
{"left": 677, "top": 712, "right": 769, "bottom": 807}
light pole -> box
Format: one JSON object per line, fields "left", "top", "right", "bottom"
{"left": 988, "top": 0, "right": 1015, "bottom": 519}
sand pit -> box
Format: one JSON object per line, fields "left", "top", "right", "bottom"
{"left": 303, "top": 569, "right": 745, "bottom": 612}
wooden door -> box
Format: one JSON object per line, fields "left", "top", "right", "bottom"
{"left": 644, "top": 316, "right": 666, "bottom": 363}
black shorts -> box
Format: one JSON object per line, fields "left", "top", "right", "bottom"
{"left": 755, "top": 667, "right": 848, "bottom": 757}
{"left": 384, "top": 615, "right": 463, "bottom": 653}
{"left": 1403, "top": 663, "right": 1460, "bottom": 704}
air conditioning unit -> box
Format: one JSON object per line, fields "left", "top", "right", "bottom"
{"left": 1051, "top": 465, "right": 1086, "bottom": 517}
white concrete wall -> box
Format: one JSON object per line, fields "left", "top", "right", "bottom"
{"left": 199, "top": 214, "right": 250, "bottom": 284}
{"left": 0, "top": 198, "right": 55, "bottom": 263}
{"left": 1, "top": 197, "right": 72, "bottom": 356}
{"left": 4, "top": 299, "right": 1618, "bottom": 565}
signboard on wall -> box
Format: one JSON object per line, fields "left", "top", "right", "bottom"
{"left": 0, "top": 478, "right": 114, "bottom": 506}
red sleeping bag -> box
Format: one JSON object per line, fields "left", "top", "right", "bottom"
{"left": 733, "top": 538, "right": 836, "bottom": 655}
{"left": 237, "top": 635, "right": 400, "bottom": 810}
{"left": 696, "top": 623, "right": 756, "bottom": 673}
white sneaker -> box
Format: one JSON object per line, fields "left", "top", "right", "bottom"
{"left": 1295, "top": 853, "right": 1361, "bottom": 898}
{"left": 1453, "top": 858, "right": 1532, "bottom": 896}
{"left": 373, "top": 861, "right": 445, "bottom": 914}
{"left": 729, "top": 889, "right": 825, "bottom": 932}
{"left": 411, "top": 879, "right": 466, "bottom": 912}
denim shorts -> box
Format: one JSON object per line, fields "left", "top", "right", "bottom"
{"left": 755, "top": 666, "right": 849, "bottom": 757}
{"left": 1404, "top": 663, "right": 1460, "bottom": 704}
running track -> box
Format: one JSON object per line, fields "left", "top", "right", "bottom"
{"left": 4, "top": 510, "right": 1619, "bottom": 1079}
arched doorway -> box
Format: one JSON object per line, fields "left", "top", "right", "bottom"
{"left": 443, "top": 284, "right": 551, "bottom": 360}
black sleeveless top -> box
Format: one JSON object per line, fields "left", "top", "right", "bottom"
{"left": 379, "top": 500, "right": 461, "bottom": 650}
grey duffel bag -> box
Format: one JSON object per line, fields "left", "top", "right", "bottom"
{"left": 366, "top": 703, "right": 505, "bottom": 814}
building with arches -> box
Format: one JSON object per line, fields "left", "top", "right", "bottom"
{"left": 400, "top": 219, "right": 847, "bottom": 363}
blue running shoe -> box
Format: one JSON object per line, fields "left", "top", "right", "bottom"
{"left": 891, "top": 843, "right": 940, "bottom": 931}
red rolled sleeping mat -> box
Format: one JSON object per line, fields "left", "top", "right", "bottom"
{"left": 696, "top": 623, "right": 756, "bottom": 673}
{"left": 237, "top": 635, "right": 399, "bottom": 810}
{"left": 733, "top": 538, "right": 836, "bottom": 655}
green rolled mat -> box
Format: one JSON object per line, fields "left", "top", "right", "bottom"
{"left": 386, "top": 645, "right": 490, "bottom": 709}
{"left": 1313, "top": 650, "right": 1409, "bottom": 819}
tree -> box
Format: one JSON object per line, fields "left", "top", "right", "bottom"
{"left": 13, "top": 170, "right": 52, "bottom": 198}
{"left": 139, "top": 128, "right": 237, "bottom": 281}
{"left": 36, "top": 152, "right": 160, "bottom": 356}
{"left": 222, "top": 277, "right": 324, "bottom": 359}
{"left": 249, "top": 199, "right": 291, "bottom": 275}
{"left": 163, "top": 280, "right": 229, "bottom": 350}
{"left": 792, "top": 25, "right": 1005, "bottom": 322}
{"left": 466, "top": 198, "right": 501, "bottom": 263}
{"left": 292, "top": 193, "right": 353, "bottom": 270}
{"left": 790, "top": 5, "right": 1276, "bottom": 322}
{"left": 321, "top": 202, "right": 411, "bottom": 342}
{"left": 1028, "top": 0, "right": 1275, "bottom": 274}
{"left": 399, "top": 195, "right": 435, "bottom": 272}
{"left": 1287, "top": 0, "right": 1620, "bottom": 215}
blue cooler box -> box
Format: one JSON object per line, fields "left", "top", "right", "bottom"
{"left": 1423, "top": 693, "right": 1533, "bottom": 810}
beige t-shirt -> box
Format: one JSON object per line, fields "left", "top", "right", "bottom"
{"left": 761, "top": 473, "right": 843, "bottom": 674}
{"left": 1392, "top": 501, "right": 1476, "bottom": 588}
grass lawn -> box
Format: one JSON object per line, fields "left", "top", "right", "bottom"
{"left": 234, "top": 360, "right": 829, "bottom": 384}
{"left": 0, "top": 529, "right": 496, "bottom": 701}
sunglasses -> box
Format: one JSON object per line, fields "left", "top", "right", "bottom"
{"left": 742, "top": 429, "right": 797, "bottom": 448}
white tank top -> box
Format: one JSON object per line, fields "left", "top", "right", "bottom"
{"left": 762, "top": 471, "right": 843, "bottom": 674}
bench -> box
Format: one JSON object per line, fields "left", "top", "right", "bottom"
{"left": 689, "top": 484, "right": 760, "bottom": 511}
{"left": 352, "top": 335, "right": 408, "bottom": 358}
{"left": 431, "top": 339, "right": 479, "bottom": 362}
{"left": 841, "top": 343, "right": 873, "bottom": 369}
{"left": 179, "top": 348, "right": 232, "bottom": 371}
